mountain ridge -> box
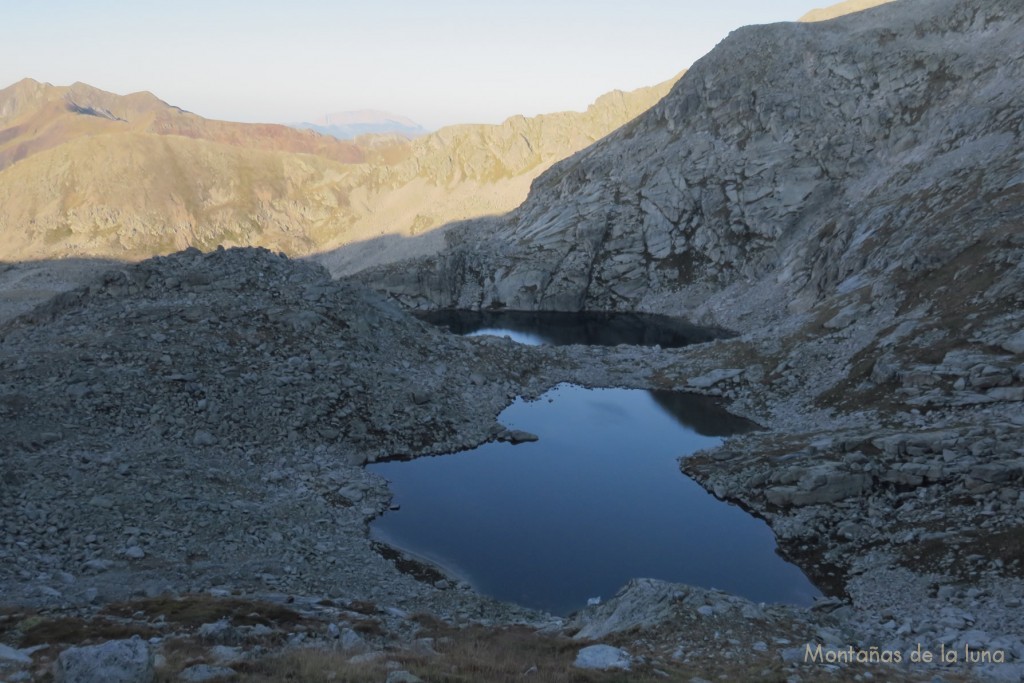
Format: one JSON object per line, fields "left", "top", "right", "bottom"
{"left": 0, "top": 76, "right": 677, "bottom": 263}
{"left": 291, "top": 109, "right": 428, "bottom": 140}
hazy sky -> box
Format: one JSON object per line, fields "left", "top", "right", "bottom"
{"left": 5, "top": 0, "right": 835, "bottom": 129}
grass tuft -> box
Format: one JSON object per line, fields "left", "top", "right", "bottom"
{"left": 104, "top": 594, "right": 305, "bottom": 629}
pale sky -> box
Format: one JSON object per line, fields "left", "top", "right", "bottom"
{"left": 4, "top": 0, "right": 838, "bottom": 129}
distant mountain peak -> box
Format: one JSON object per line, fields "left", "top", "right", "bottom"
{"left": 291, "top": 109, "right": 427, "bottom": 140}
{"left": 319, "top": 109, "right": 421, "bottom": 128}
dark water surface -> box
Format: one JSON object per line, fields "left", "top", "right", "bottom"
{"left": 416, "top": 309, "right": 725, "bottom": 347}
{"left": 369, "top": 384, "right": 822, "bottom": 615}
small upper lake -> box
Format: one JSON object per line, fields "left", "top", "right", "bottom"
{"left": 415, "top": 309, "right": 725, "bottom": 347}
{"left": 369, "top": 383, "right": 822, "bottom": 616}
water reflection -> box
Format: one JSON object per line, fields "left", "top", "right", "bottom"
{"left": 648, "top": 389, "right": 760, "bottom": 436}
{"left": 369, "top": 384, "right": 818, "bottom": 616}
{"left": 416, "top": 309, "right": 726, "bottom": 348}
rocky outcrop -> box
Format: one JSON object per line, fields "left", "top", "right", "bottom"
{"left": 0, "top": 247, "right": 525, "bottom": 463}
{"left": 564, "top": 578, "right": 846, "bottom": 678}
{"left": 572, "top": 644, "right": 632, "bottom": 671}
{"left": 568, "top": 578, "right": 769, "bottom": 641}
{"left": 53, "top": 638, "right": 154, "bottom": 683}
{"left": 365, "top": 0, "right": 1024, "bottom": 332}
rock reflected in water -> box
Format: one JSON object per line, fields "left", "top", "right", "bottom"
{"left": 415, "top": 310, "right": 727, "bottom": 348}
{"left": 370, "top": 384, "right": 820, "bottom": 616}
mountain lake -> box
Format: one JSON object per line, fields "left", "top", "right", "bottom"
{"left": 370, "top": 313, "right": 822, "bottom": 615}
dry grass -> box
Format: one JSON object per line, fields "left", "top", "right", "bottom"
{"left": 6, "top": 603, "right": 962, "bottom": 683}
{"left": 226, "top": 649, "right": 392, "bottom": 682}
{"left": 103, "top": 594, "right": 305, "bottom": 629}
{"left": 152, "top": 636, "right": 214, "bottom": 682}
{"left": 900, "top": 524, "right": 1024, "bottom": 581}
{"left": 219, "top": 625, "right": 688, "bottom": 683}
{"left": 18, "top": 616, "right": 160, "bottom": 647}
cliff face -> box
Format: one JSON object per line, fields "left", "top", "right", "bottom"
{"left": 310, "top": 77, "right": 680, "bottom": 274}
{"left": 365, "top": 0, "right": 1023, "bottom": 333}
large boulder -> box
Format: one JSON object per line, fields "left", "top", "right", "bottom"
{"left": 1001, "top": 330, "right": 1024, "bottom": 355}
{"left": 53, "top": 638, "right": 154, "bottom": 683}
{"left": 573, "top": 644, "right": 632, "bottom": 671}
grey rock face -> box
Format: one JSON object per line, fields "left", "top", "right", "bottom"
{"left": 364, "top": 0, "right": 1024, "bottom": 339}
{"left": 765, "top": 465, "right": 873, "bottom": 507}
{"left": 570, "top": 579, "right": 688, "bottom": 641}
{"left": 338, "top": 627, "right": 369, "bottom": 653}
{"left": 568, "top": 578, "right": 787, "bottom": 642}
{"left": 53, "top": 638, "right": 153, "bottom": 683}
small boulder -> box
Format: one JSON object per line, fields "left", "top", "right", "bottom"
{"left": 498, "top": 429, "right": 539, "bottom": 444}
{"left": 123, "top": 546, "right": 146, "bottom": 560}
{"left": 0, "top": 643, "right": 32, "bottom": 665}
{"left": 192, "top": 430, "right": 217, "bottom": 447}
{"left": 870, "top": 356, "right": 899, "bottom": 384}
{"left": 574, "top": 644, "right": 632, "bottom": 671}
{"left": 339, "top": 627, "right": 368, "bottom": 653}
{"left": 53, "top": 638, "right": 154, "bottom": 683}
{"left": 179, "top": 664, "right": 236, "bottom": 682}
{"left": 197, "top": 620, "right": 238, "bottom": 645}
{"left": 1001, "top": 330, "right": 1024, "bottom": 354}
{"left": 687, "top": 368, "right": 742, "bottom": 389}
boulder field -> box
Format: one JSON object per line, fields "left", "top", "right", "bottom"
{"left": 3, "top": 0, "right": 1024, "bottom": 680}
